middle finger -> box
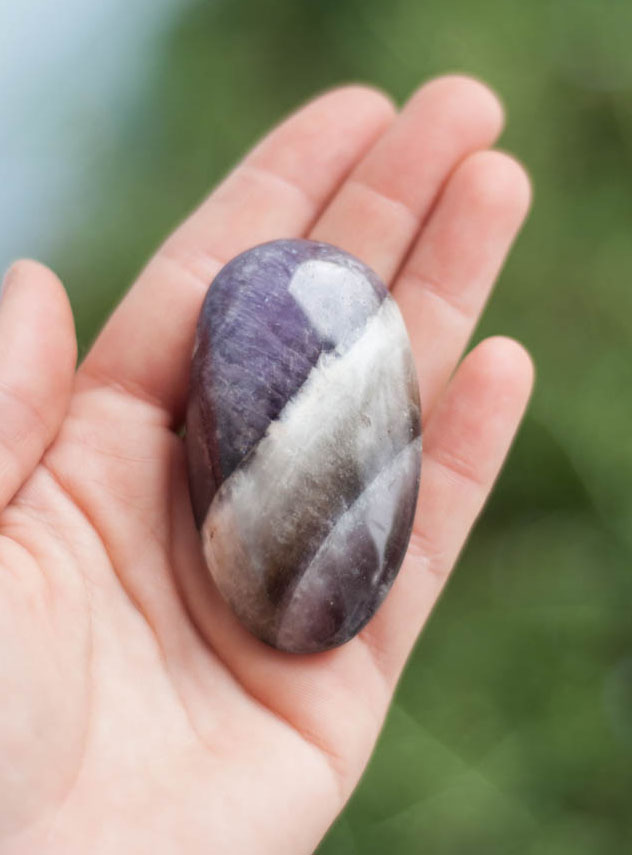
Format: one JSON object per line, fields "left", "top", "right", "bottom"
{"left": 310, "top": 75, "right": 504, "bottom": 283}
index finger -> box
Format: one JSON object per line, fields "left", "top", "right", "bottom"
{"left": 79, "top": 87, "right": 395, "bottom": 422}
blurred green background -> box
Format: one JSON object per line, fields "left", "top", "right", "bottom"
{"left": 3, "top": 0, "right": 632, "bottom": 851}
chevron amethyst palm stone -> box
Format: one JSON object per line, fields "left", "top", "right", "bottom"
{"left": 186, "top": 239, "right": 421, "bottom": 653}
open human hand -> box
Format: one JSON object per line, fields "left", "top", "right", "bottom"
{"left": 0, "top": 76, "right": 533, "bottom": 854}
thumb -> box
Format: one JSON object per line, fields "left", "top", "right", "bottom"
{"left": 0, "top": 260, "right": 77, "bottom": 513}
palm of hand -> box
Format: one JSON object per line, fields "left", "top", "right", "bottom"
{"left": 0, "top": 77, "right": 532, "bottom": 855}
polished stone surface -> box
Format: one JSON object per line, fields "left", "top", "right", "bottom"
{"left": 186, "top": 239, "right": 421, "bottom": 653}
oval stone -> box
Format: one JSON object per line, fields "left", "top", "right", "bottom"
{"left": 186, "top": 239, "right": 421, "bottom": 653}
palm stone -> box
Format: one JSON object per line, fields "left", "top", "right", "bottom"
{"left": 186, "top": 239, "right": 421, "bottom": 653}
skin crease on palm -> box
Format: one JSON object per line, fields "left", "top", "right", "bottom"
{"left": 0, "top": 76, "right": 533, "bottom": 854}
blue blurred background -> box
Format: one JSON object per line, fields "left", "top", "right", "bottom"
{"left": 3, "top": 1, "right": 632, "bottom": 851}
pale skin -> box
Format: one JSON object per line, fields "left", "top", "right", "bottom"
{"left": 0, "top": 76, "right": 533, "bottom": 854}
